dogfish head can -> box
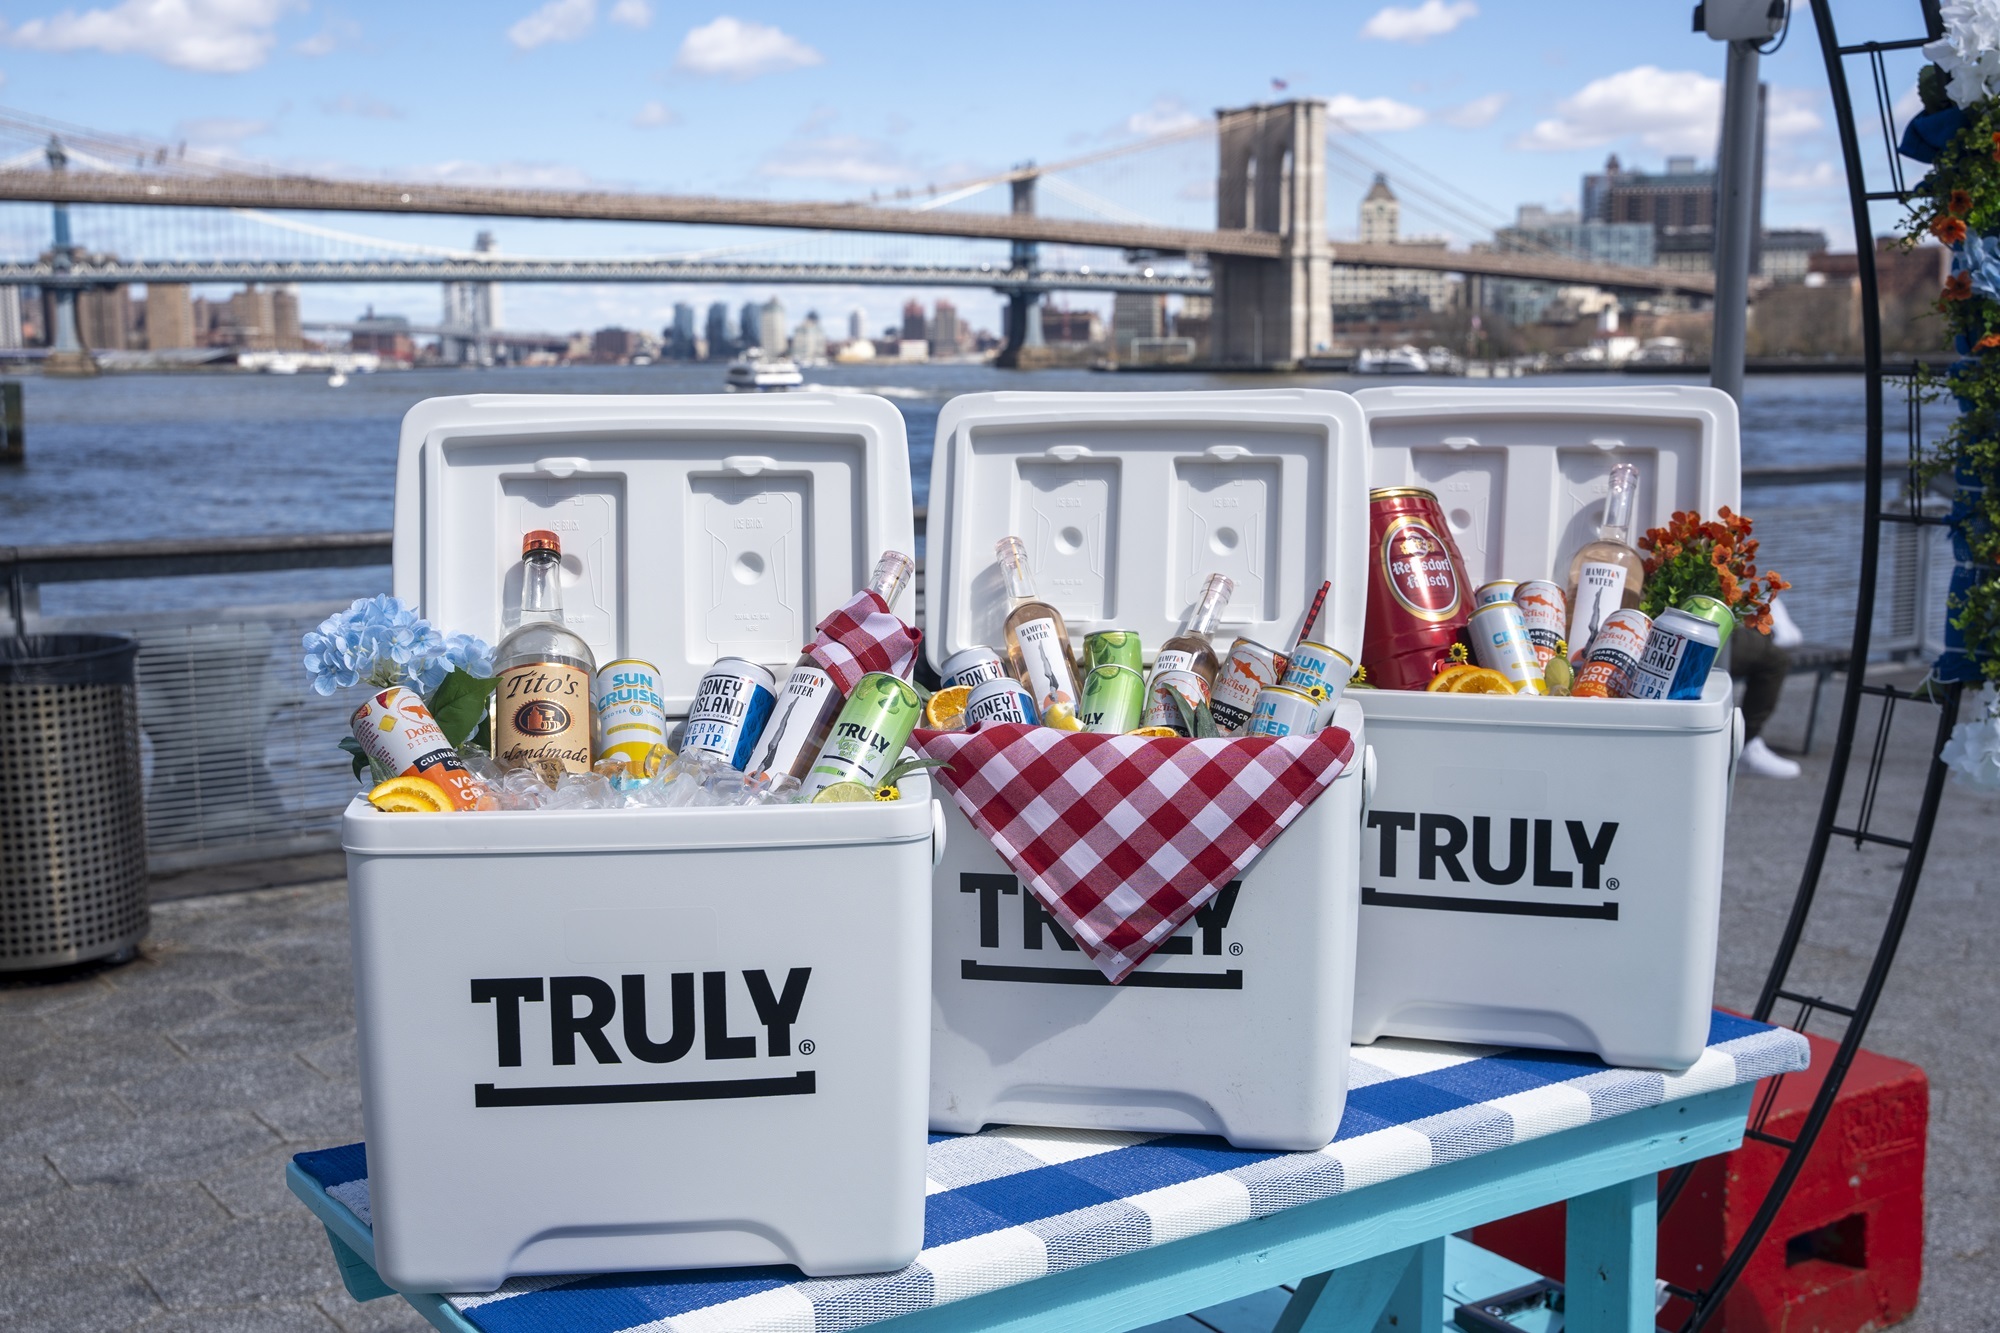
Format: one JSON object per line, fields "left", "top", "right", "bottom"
{"left": 964, "top": 676, "right": 1038, "bottom": 726}
{"left": 1209, "top": 638, "right": 1284, "bottom": 734}
{"left": 350, "top": 686, "right": 483, "bottom": 811}
{"left": 1141, "top": 669, "right": 1208, "bottom": 735}
{"left": 1625, "top": 608, "right": 1722, "bottom": 701}
{"left": 1512, "top": 580, "right": 1568, "bottom": 669}
{"left": 941, "top": 646, "right": 1009, "bottom": 689}
{"left": 1363, "top": 487, "right": 1473, "bottom": 691}
{"left": 593, "top": 659, "right": 669, "bottom": 776}
{"left": 1246, "top": 685, "right": 1322, "bottom": 738}
{"left": 1570, "top": 609, "right": 1653, "bottom": 699}
{"left": 683, "top": 657, "right": 777, "bottom": 769}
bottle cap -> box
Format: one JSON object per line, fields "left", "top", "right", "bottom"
{"left": 522, "top": 529, "right": 561, "bottom": 556}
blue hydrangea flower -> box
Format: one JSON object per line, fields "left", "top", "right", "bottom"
{"left": 301, "top": 595, "right": 450, "bottom": 697}
{"left": 1954, "top": 232, "right": 2000, "bottom": 303}
{"left": 443, "top": 632, "right": 496, "bottom": 680}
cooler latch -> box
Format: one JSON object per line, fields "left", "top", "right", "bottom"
{"left": 931, "top": 799, "right": 949, "bottom": 867}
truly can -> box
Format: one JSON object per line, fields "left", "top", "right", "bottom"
{"left": 593, "top": 659, "right": 669, "bottom": 776}
{"left": 1209, "top": 638, "right": 1285, "bottom": 734}
{"left": 1678, "top": 594, "right": 1738, "bottom": 649}
{"left": 1570, "top": 609, "right": 1654, "bottom": 699}
{"left": 1280, "top": 639, "right": 1356, "bottom": 712}
{"left": 1467, "top": 601, "right": 1547, "bottom": 695}
{"left": 1245, "top": 685, "right": 1323, "bottom": 738}
{"left": 801, "top": 672, "right": 923, "bottom": 797}
{"left": 940, "top": 646, "right": 1010, "bottom": 689}
{"left": 964, "top": 676, "right": 1038, "bottom": 726}
{"left": 1141, "top": 669, "right": 1208, "bottom": 735}
{"left": 1362, "top": 487, "right": 1474, "bottom": 690}
{"left": 1625, "top": 608, "right": 1722, "bottom": 701}
{"left": 1083, "top": 629, "right": 1145, "bottom": 674}
{"left": 1078, "top": 664, "right": 1147, "bottom": 734}
{"left": 349, "top": 686, "right": 482, "bottom": 811}
{"left": 1512, "top": 580, "right": 1568, "bottom": 669}
{"left": 682, "top": 657, "right": 777, "bottom": 769}
{"left": 1474, "top": 579, "right": 1520, "bottom": 608}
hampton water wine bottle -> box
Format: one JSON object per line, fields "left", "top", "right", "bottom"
{"left": 1565, "top": 462, "right": 1647, "bottom": 662}
{"left": 996, "top": 534, "right": 1081, "bottom": 719}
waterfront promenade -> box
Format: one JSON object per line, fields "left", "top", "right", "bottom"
{"left": 1, "top": 671, "right": 1993, "bottom": 1333}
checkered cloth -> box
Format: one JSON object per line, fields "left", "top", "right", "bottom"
{"left": 914, "top": 725, "right": 1355, "bottom": 983}
{"left": 293, "top": 1013, "right": 1809, "bottom": 1333}
{"left": 805, "top": 590, "right": 922, "bottom": 695}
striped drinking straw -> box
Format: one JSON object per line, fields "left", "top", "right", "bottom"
{"left": 1293, "top": 579, "right": 1332, "bottom": 648}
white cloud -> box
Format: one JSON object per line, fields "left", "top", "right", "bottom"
{"left": 175, "top": 114, "right": 274, "bottom": 152}
{"left": 1768, "top": 160, "right": 1838, "bottom": 190}
{"left": 506, "top": 0, "right": 594, "bottom": 50}
{"left": 632, "top": 100, "right": 677, "bottom": 129}
{"left": 675, "top": 16, "right": 821, "bottom": 80}
{"left": 1124, "top": 96, "right": 1202, "bottom": 138}
{"left": 1765, "top": 85, "right": 1823, "bottom": 140}
{"left": 608, "top": 0, "right": 651, "bottom": 27}
{"left": 761, "top": 134, "right": 910, "bottom": 185}
{"left": 1324, "top": 93, "right": 1426, "bottom": 133}
{"left": 3, "top": 0, "right": 299, "bottom": 74}
{"left": 410, "top": 159, "right": 595, "bottom": 189}
{"left": 1360, "top": 0, "right": 1477, "bottom": 43}
{"left": 322, "top": 95, "right": 402, "bottom": 120}
{"left": 1515, "top": 66, "right": 1722, "bottom": 155}
{"left": 1439, "top": 91, "right": 1508, "bottom": 128}
{"left": 295, "top": 29, "right": 335, "bottom": 55}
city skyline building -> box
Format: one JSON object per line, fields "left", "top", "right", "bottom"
{"left": 757, "top": 297, "right": 788, "bottom": 355}
{"left": 145, "top": 283, "right": 195, "bottom": 350}
{"left": 792, "top": 310, "right": 827, "bottom": 364}
{"left": 848, "top": 307, "right": 867, "bottom": 342}
{"left": 931, "top": 300, "right": 961, "bottom": 357}
{"left": 1110, "top": 292, "right": 1165, "bottom": 361}
{"left": 901, "top": 299, "right": 927, "bottom": 342}
{"left": 1331, "top": 174, "right": 1455, "bottom": 314}
{"left": 705, "top": 301, "right": 732, "bottom": 360}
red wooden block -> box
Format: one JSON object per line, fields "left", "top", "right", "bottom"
{"left": 1472, "top": 1031, "right": 1926, "bottom": 1332}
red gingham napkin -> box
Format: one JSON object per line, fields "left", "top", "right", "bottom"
{"left": 914, "top": 723, "right": 1356, "bottom": 983}
{"left": 805, "top": 590, "right": 922, "bottom": 694}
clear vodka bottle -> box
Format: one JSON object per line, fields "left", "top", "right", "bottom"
{"left": 493, "top": 530, "right": 596, "bottom": 776}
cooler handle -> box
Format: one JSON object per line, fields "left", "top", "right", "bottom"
{"left": 931, "top": 798, "right": 949, "bottom": 867}
{"left": 1725, "top": 707, "right": 1745, "bottom": 810}
{"left": 1361, "top": 744, "right": 1378, "bottom": 822}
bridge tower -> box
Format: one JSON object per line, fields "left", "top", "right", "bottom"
{"left": 995, "top": 164, "right": 1044, "bottom": 369}
{"left": 1210, "top": 100, "right": 1331, "bottom": 368}
{"left": 43, "top": 138, "right": 95, "bottom": 377}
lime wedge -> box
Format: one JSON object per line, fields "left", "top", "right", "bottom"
{"left": 811, "top": 781, "right": 874, "bottom": 804}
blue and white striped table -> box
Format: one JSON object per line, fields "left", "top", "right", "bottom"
{"left": 289, "top": 1011, "right": 1807, "bottom": 1333}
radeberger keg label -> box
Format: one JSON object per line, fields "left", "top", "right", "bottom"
{"left": 1378, "top": 515, "right": 1463, "bottom": 622}
{"left": 497, "top": 661, "right": 592, "bottom": 775}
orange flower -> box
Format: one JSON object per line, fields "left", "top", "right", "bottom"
{"left": 1979, "top": 333, "right": 2000, "bottom": 351}
{"left": 1949, "top": 189, "right": 1973, "bottom": 217}
{"left": 1945, "top": 272, "right": 1974, "bottom": 302}
{"left": 1935, "top": 216, "right": 1969, "bottom": 245}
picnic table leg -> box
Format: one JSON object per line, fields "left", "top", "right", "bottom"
{"left": 1272, "top": 1241, "right": 1435, "bottom": 1333}
{"left": 324, "top": 1224, "right": 396, "bottom": 1302}
{"left": 1374, "top": 1236, "right": 1443, "bottom": 1333}
{"left": 1563, "top": 1173, "right": 1658, "bottom": 1333}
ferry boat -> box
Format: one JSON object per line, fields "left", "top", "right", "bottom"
{"left": 1353, "top": 345, "right": 1430, "bottom": 375}
{"left": 725, "top": 353, "right": 804, "bottom": 391}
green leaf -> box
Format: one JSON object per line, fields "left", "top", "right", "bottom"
{"left": 338, "top": 736, "right": 369, "bottom": 782}
{"left": 427, "top": 669, "right": 496, "bottom": 750}
{"left": 879, "top": 754, "right": 951, "bottom": 789}
{"left": 1169, "top": 685, "right": 1199, "bottom": 738}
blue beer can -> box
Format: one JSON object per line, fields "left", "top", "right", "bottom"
{"left": 683, "top": 657, "right": 778, "bottom": 768}
{"left": 1627, "top": 609, "right": 1721, "bottom": 701}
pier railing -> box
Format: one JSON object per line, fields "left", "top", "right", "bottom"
{"left": 2, "top": 490, "right": 1951, "bottom": 875}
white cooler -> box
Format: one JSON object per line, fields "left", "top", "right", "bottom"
{"left": 1351, "top": 385, "right": 1743, "bottom": 1071}
{"left": 345, "top": 393, "right": 936, "bottom": 1293}
{"left": 923, "top": 390, "right": 1373, "bottom": 1151}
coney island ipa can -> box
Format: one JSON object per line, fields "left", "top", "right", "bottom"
{"left": 592, "top": 659, "right": 669, "bottom": 775}
{"left": 965, "top": 676, "right": 1038, "bottom": 726}
{"left": 1362, "top": 487, "right": 1473, "bottom": 691}
{"left": 1209, "top": 638, "right": 1284, "bottom": 733}
{"left": 940, "top": 646, "right": 1009, "bottom": 689}
{"left": 683, "top": 658, "right": 777, "bottom": 769}
{"left": 1512, "top": 580, "right": 1568, "bottom": 669}
{"left": 350, "top": 687, "right": 483, "bottom": 810}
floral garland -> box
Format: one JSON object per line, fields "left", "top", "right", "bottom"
{"left": 1900, "top": 0, "right": 2000, "bottom": 787}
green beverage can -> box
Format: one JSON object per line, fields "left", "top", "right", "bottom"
{"left": 1679, "top": 594, "right": 1737, "bottom": 648}
{"left": 1084, "top": 629, "right": 1144, "bottom": 673}
{"left": 1078, "top": 664, "right": 1147, "bottom": 734}
{"left": 800, "top": 672, "right": 923, "bottom": 797}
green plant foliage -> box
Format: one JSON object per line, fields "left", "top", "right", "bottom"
{"left": 427, "top": 669, "right": 497, "bottom": 750}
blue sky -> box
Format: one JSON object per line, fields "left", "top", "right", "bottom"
{"left": 0, "top": 0, "right": 1926, "bottom": 336}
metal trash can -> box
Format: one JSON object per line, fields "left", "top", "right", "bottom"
{"left": 1, "top": 634, "right": 149, "bottom": 971}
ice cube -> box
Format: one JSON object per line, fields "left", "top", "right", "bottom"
{"left": 753, "top": 775, "right": 804, "bottom": 806}
{"left": 594, "top": 755, "right": 632, "bottom": 780}
{"left": 498, "top": 767, "right": 552, "bottom": 810}
{"left": 548, "top": 772, "right": 618, "bottom": 810}
{"left": 461, "top": 754, "right": 509, "bottom": 785}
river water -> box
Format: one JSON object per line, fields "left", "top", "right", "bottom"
{"left": 0, "top": 364, "right": 1930, "bottom": 618}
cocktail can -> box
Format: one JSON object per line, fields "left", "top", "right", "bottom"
{"left": 682, "top": 657, "right": 777, "bottom": 769}
{"left": 1512, "top": 580, "right": 1568, "bottom": 669}
{"left": 1678, "top": 594, "right": 1738, "bottom": 649}
{"left": 1246, "top": 685, "right": 1323, "bottom": 738}
{"left": 1209, "top": 637, "right": 1284, "bottom": 734}
{"left": 964, "top": 676, "right": 1038, "bottom": 726}
{"left": 1625, "top": 609, "right": 1722, "bottom": 701}
{"left": 1141, "top": 669, "right": 1208, "bottom": 735}
{"left": 801, "top": 672, "right": 924, "bottom": 797}
{"left": 349, "top": 686, "right": 482, "bottom": 811}
{"left": 1467, "top": 601, "right": 1548, "bottom": 696}
{"left": 1570, "top": 609, "right": 1654, "bottom": 699}
{"left": 1474, "top": 580, "right": 1520, "bottom": 608}
{"left": 744, "top": 661, "right": 841, "bottom": 781}
{"left": 593, "top": 659, "right": 669, "bottom": 776}
{"left": 1362, "top": 487, "right": 1474, "bottom": 690}
{"left": 1280, "top": 639, "right": 1356, "bottom": 711}
{"left": 1083, "top": 630, "right": 1145, "bottom": 674}
{"left": 1078, "top": 664, "right": 1147, "bottom": 734}
{"left": 941, "top": 646, "right": 1009, "bottom": 689}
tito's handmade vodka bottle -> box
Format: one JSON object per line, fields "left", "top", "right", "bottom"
{"left": 1150, "top": 573, "right": 1235, "bottom": 688}
{"left": 1565, "top": 462, "right": 1647, "bottom": 661}
{"left": 493, "top": 530, "right": 596, "bottom": 776}
{"left": 745, "top": 550, "right": 914, "bottom": 782}
{"left": 996, "top": 535, "right": 1081, "bottom": 717}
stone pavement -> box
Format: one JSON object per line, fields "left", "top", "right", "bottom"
{"left": 2, "top": 669, "right": 1994, "bottom": 1333}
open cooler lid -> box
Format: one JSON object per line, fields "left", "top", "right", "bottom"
{"left": 392, "top": 393, "right": 914, "bottom": 714}
{"left": 1354, "top": 385, "right": 1741, "bottom": 588}
{"left": 925, "top": 390, "right": 1369, "bottom": 673}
